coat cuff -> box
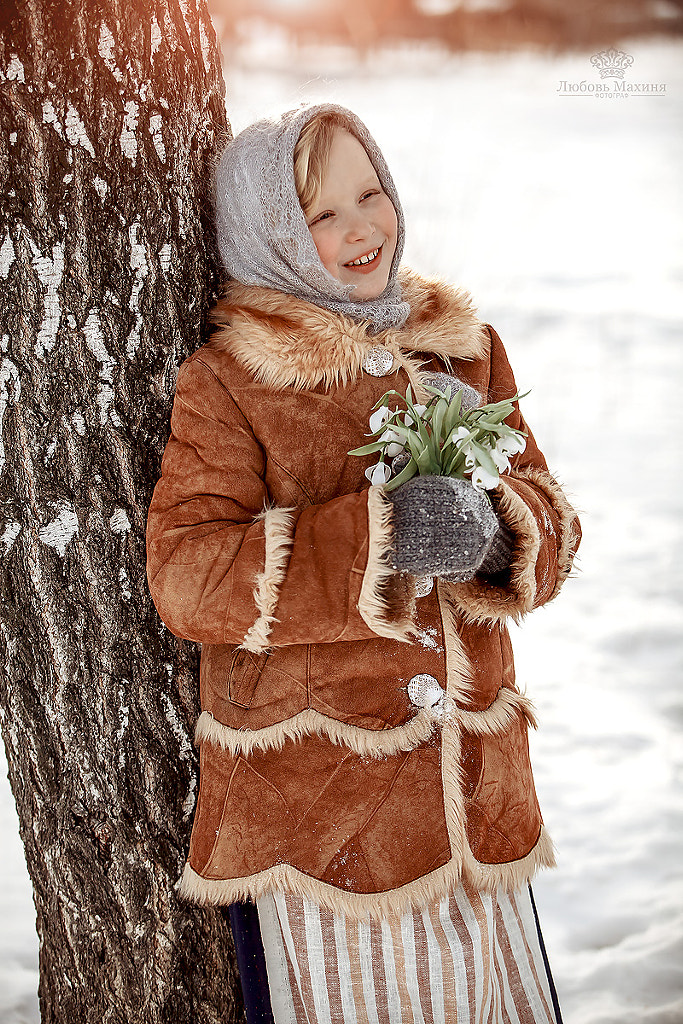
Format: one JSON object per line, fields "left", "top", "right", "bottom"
{"left": 239, "top": 507, "right": 296, "bottom": 653}
{"left": 357, "top": 486, "right": 417, "bottom": 642}
{"left": 443, "top": 468, "right": 579, "bottom": 624}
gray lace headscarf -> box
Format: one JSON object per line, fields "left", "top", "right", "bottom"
{"left": 214, "top": 103, "right": 410, "bottom": 333}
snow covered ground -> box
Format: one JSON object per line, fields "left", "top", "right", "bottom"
{"left": 2, "top": 34, "right": 682, "bottom": 1024}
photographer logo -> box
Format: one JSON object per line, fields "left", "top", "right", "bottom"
{"left": 557, "top": 50, "right": 665, "bottom": 98}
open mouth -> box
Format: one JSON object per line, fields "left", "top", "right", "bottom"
{"left": 344, "top": 246, "right": 382, "bottom": 272}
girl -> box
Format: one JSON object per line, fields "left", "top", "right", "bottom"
{"left": 147, "top": 103, "right": 580, "bottom": 1023}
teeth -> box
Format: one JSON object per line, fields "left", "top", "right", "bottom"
{"left": 348, "top": 248, "right": 379, "bottom": 266}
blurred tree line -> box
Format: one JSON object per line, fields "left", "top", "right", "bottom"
{"left": 209, "top": 0, "right": 683, "bottom": 52}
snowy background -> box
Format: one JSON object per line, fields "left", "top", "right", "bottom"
{"left": 2, "top": 32, "right": 682, "bottom": 1024}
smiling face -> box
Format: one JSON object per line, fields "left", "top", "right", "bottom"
{"left": 304, "top": 128, "right": 398, "bottom": 301}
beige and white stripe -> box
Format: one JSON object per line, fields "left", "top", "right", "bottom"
{"left": 257, "top": 880, "right": 558, "bottom": 1024}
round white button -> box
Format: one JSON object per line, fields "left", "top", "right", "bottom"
{"left": 408, "top": 674, "right": 444, "bottom": 708}
{"left": 362, "top": 346, "right": 395, "bottom": 377}
{"left": 414, "top": 576, "right": 434, "bottom": 598}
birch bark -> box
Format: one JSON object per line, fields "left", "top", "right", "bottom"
{"left": 0, "top": 1, "right": 243, "bottom": 1019}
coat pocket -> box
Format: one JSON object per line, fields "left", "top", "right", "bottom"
{"left": 228, "top": 649, "right": 270, "bottom": 708}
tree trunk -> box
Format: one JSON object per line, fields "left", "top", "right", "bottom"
{"left": 0, "top": 1, "right": 245, "bottom": 1020}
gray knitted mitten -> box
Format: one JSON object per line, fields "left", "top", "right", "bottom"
{"left": 421, "top": 372, "right": 481, "bottom": 412}
{"left": 389, "top": 475, "right": 514, "bottom": 581}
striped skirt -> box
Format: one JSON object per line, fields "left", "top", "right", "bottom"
{"left": 251, "top": 880, "right": 561, "bottom": 1024}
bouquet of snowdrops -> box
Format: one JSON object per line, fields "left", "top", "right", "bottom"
{"left": 349, "top": 384, "right": 527, "bottom": 492}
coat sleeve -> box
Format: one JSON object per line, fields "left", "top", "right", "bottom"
{"left": 447, "top": 326, "right": 581, "bottom": 623}
{"left": 146, "top": 355, "right": 416, "bottom": 650}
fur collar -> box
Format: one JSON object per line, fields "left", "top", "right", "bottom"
{"left": 208, "top": 268, "right": 489, "bottom": 391}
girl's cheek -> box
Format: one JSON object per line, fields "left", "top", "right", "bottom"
{"left": 310, "top": 234, "right": 340, "bottom": 279}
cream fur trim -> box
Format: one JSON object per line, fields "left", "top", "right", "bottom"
{"left": 516, "top": 465, "right": 581, "bottom": 600}
{"left": 452, "top": 686, "right": 538, "bottom": 734}
{"left": 195, "top": 683, "right": 532, "bottom": 759}
{"left": 194, "top": 707, "right": 437, "bottom": 758}
{"left": 462, "top": 825, "right": 556, "bottom": 893}
{"left": 240, "top": 507, "right": 296, "bottom": 654}
{"left": 357, "top": 487, "right": 417, "bottom": 642}
{"left": 177, "top": 825, "right": 554, "bottom": 922}
{"left": 209, "top": 270, "right": 489, "bottom": 392}
{"left": 179, "top": 855, "right": 464, "bottom": 923}
{"left": 436, "top": 581, "right": 475, "bottom": 707}
{"left": 445, "top": 478, "right": 541, "bottom": 626}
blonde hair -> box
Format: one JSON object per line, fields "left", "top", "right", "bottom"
{"left": 293, "top": 112, "right": 358, "bottom": 217}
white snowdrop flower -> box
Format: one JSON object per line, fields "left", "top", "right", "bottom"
{"left": 404, "top": 404, "right": 427, "bottom": 426}
{"left": 496, "top": 433, "right": 526, "bottom": 457}
{"left": 491, "top": 448, "right": 511, "bottom": 473}
{"left": 471, "top": 465, "right": 499, "bottom": 492}
{"left": 378, "top": 427, "right": 403, "bottom": 459}
{"left": 462, "top": 445, "right": 476, "bottom": 470}
{"left": 369, "top": 406, "right": 391, "bottom": 433}
{"left": 454, "top": 425, "right": 470, "bottom": 441}
{"left": 365, "top": 461, "right": 391, "bottom": 485}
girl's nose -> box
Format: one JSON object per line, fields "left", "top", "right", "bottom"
{"left": 344, "top": 211, "right": 373, "bottom": 242}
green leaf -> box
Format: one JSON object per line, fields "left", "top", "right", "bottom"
{"left": 470, "top": 440, "right": 499, "bottom": 477}
{"left": 348, "top": 440, "right": 389, "bottom": 457}
{"left": 416, "top": 447, "right": 434, "bottom": 475}
{"left": 421, "top": 384, "right": 453, "bottom": 401}
{"left": 383, "top": 458, "right": 418, "bottom": 491}
{"left": 382, "top": 421, "right": 413, "bottom": 441}
{"left": 406, "top": 431, "right": 424, "bottom": 462}
{"left": 431, "top": 398, "right": 447, "bottom": 445}
{"left": 443, "top": 391, "right": 464, "bottom": 433}
{"left": 444, "top": 452, "right": 464, "bottom": 476}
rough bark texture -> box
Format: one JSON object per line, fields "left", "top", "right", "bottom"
{"left": 0, "top": 1, "right": 245, "bottom": 1021}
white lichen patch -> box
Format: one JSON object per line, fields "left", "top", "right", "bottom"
{"left": 120, "top": 100, "right": 139, "bottom": 165}
{"left": 42, "top": 100, "right": 63, "bottom": 137}
{"left": 1, "top": 521, "right": 21, "bottom": 552}
{"left": 38, "top": 505, "right": 79, "bottom": 557}
{"left": 98, "top": 23, "right": 123, "bottom": 82}
{"left": 151, "top": 16, "right": 162, "bottom": 55}
{"left": 158, "top": 243, "right": 171, "bottom": 273}
{"left": 6, "top": 55, "right": 25, "bottom": 83}
{"left": 9, "top": 132, "right": 17, "bottom": 145}
{"left": 0, "top": 232, "right": 15, "bottom": 279}
{"left": 83, "top": 308, "right": 110, "bottom": 367}
{"left": 32, "top": 241, "right": 65, "bottom": 358}
{"left": 115, "top": 686, "right": 130, "bottom": 767}
{"left": 93, "top": 176, "right": 108, "bottom": 200}
{"left": 71, "top": 411, "right": 86, "bottom": 435}
{"left": 126, "top": 223, "right": 148, "bottom": 357}
{"left": 161, "top": 692, "right": 196, "bottom": 819}
{"left": 118, "top": 566, "right": 132, "bottom": 602}
{"left": 98, "top": 383, "right": 120, "bottom": 426}
{"left": 0, "top": 356, "right": 21, "bottom": 472}
{"left": 83, "top": 308, "right": 121, "bottom": 426}
{"left": 110, "top": 507, "right": 131, "bottom": 533}
{"left": 148, "top": 113, "right": 166, "bottom": 162}
{"left": 198, "top": 17, "right": 212, "bottom": 74}
{"left": 46, "top": 438, "right": 57, "bottom": 460}
{"left": 65, "top": 105, "right": 95, "bottom": 157}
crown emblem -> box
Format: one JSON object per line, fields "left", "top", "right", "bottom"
{"left": 590, "top": 48, "right": 634, "bottom": 79}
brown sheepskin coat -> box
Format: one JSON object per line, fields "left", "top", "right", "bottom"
{"left": 146, "top": 268, "right": 581, "bottom": 921}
